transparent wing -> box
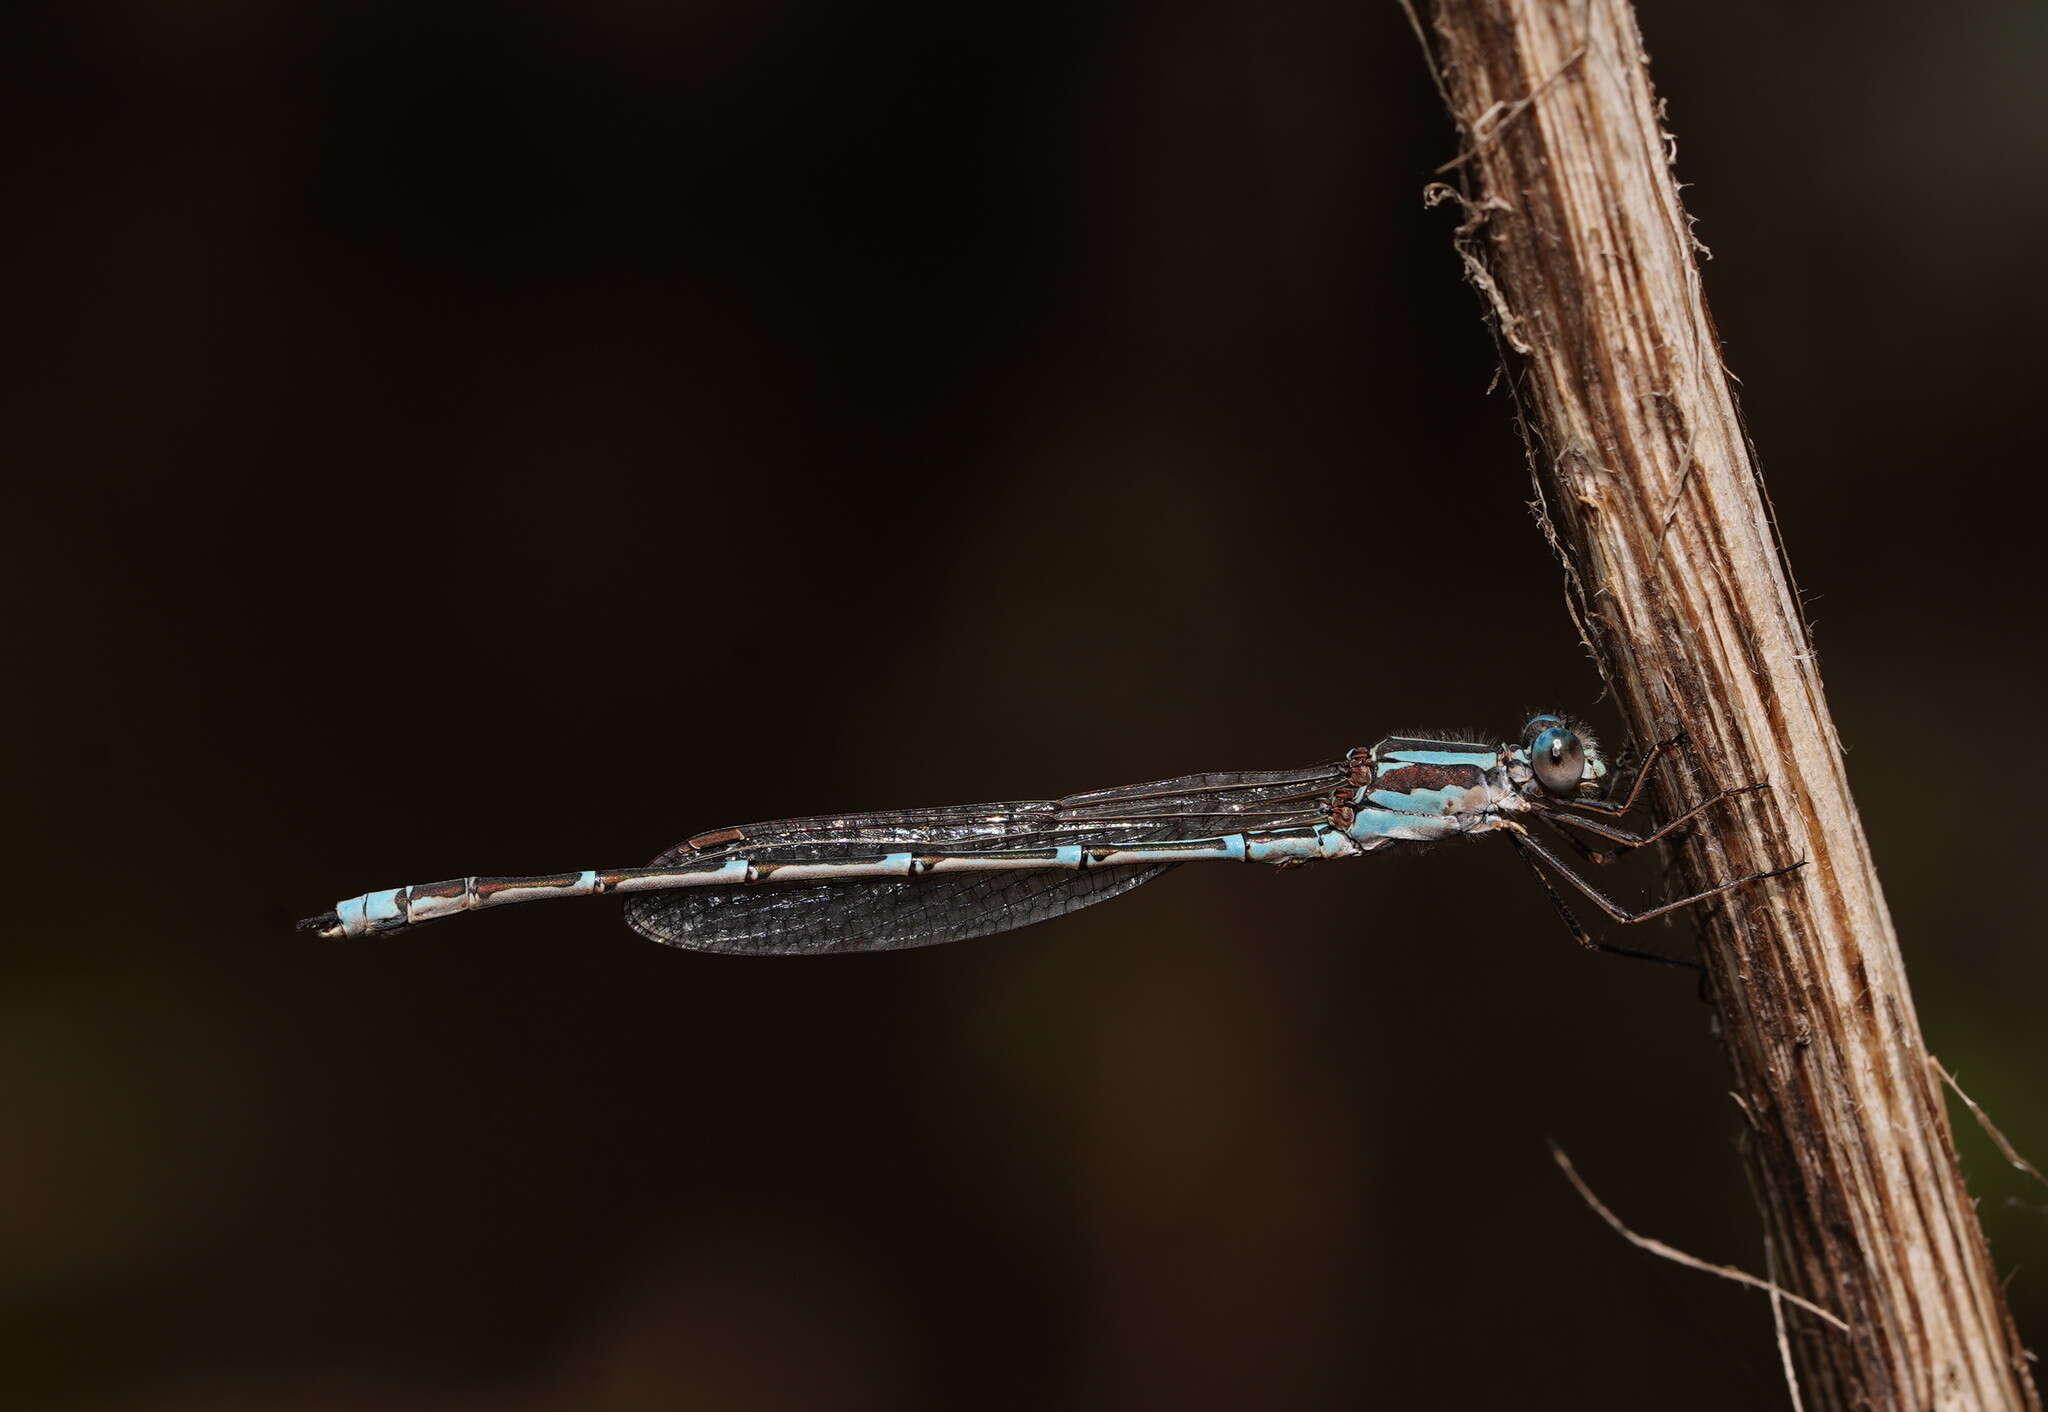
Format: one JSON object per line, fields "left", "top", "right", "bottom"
{"left": 623, "top": 762, "right": 1346, "bottom": 955}
{"left": 624, "top": 865, "right": 1176, "bottom": 956}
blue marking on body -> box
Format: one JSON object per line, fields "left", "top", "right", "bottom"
{"left": 1376, "top": 747, "right": 1499, "bottom": 769}
{"left": 1370, "top": 781, "right": 1497, "bottom": 816}
{"left": 1245, "top": 830, "right": 1323, "bottom": 863}
{"left": 1342, "top": 807, "right": 1467, "bottom": 846}
{"left": 363, "top": 888, "right": 406, "bottom": 924}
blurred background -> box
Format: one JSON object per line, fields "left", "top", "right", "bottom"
{"left": 6, "top": 1, "right": 2043, "bottom": 1407}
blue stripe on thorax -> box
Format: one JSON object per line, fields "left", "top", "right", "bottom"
{"left": 1341, "top": 807, "right": 1469, "bottom": 845}
{"left": 1374, "top": 746, "right": 1499, "bottom": 769}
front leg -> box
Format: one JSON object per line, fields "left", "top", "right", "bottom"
{"left": 1545, "top": 782, "right": 1772, "bottom": 857}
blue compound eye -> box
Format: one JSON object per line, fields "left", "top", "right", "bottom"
{"left": 1529, "top": 726, "right": 1585, "bottom": 797}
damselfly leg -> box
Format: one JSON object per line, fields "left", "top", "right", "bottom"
{"left": 1511, "top": 826, "right": 1806, "bottom": 929}
{"left": 1544, "top": 729, "right": 1770, "bottom": 861}
{"left": 1508, "top": 834, "right": 1703, "bottom": 970}
{"left": 1545, "top": 783, "right": 1772, "bottom": 861}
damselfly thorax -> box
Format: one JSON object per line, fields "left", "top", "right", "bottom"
{"left": 301, "top": 714, "right": 1798, "bottom": 966}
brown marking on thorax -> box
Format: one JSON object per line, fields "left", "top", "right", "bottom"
{"left": 1372, "top": 762, "right": 1489, "bottom": 794}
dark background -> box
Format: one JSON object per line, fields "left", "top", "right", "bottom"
{"left": 8, "top": 1, "right": 2044, "bottom": 1408}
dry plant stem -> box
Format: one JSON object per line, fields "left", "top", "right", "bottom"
{"left": 1416, "top": 2, "right": 2039, "bottom": 1409}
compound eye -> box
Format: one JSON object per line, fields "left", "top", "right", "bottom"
{"left": 1521, "top": 714, "right": 1567, "bottom": 749}
{"left": 1529, "top": 726, "right": 1586, "bottom": 797}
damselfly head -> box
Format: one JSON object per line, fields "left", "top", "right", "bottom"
{"left": 1519, "top": 714, "right": 1606, "bottom": 798}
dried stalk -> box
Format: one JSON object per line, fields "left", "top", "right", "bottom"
{"left": 1413, "top": 2, "right": 2039, "bottom": 1407}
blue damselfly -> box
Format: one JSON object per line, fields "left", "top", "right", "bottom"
{"left": 301, "top": 715, "right": 1801, "bottom": 961}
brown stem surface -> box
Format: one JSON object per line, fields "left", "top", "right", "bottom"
{"left": 1415, "top": 2, "right": 2039, "bottom": 1407}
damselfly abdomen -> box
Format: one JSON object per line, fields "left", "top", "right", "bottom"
{"left": 300, "top": 715, "right": 1799, "bottom": 959}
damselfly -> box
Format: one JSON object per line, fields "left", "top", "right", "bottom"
{"left": 301, "top": 715, "right": 1801, "bottom": 961}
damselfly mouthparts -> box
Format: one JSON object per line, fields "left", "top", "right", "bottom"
{"left": 300, "top": 715, "right": 1801, "bottom": 959}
